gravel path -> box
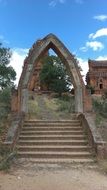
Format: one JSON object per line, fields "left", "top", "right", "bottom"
{"left": 0, "top": 160, "right": 107, "bottom": 190}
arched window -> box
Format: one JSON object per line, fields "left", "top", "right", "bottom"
{"left": 100, "top": 83, "right": 103, "bottom": 89}
{"left": 98, "top": 78, "right": 103, "bottom": 89}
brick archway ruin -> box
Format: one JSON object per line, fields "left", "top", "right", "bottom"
{"left": 12, "top": 34, "right": 92, "bottom": 113}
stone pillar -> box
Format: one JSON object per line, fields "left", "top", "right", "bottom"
{"left": 75, "top": 87, "right": 83, "bottom": 113}
{"left": 11, "top": 89, "right": 18, "bottom": 112}
{"left": 21, "top": 88, "right": 29, "bottom": 113}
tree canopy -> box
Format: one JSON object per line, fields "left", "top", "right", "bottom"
{"left": 40, "top": 55, "right": 72, "bottom": 95}
{"left": 0, "top": 43, "right": 16, "bottom": 89}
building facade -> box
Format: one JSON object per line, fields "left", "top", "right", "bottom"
{"left": 86, "top": 59, "right": 107, "bottom": 94}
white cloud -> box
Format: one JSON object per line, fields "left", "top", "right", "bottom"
{"left": 86, "top": 41, "right": 104, "bottom": 51}
{"left": 13, "top": 48, "right": 29, "bottom": 55}
{"left": 80, "top": 41, "right": 104, "bottom": 52}
{"left": 79, "top": 46, "right": 88, "bottom": 52}
{"left": 93, "top": 15, "right": 107, "bottom": 21}
{"left": 88, "top": 33, "right": 94, "bottom": 39}
{"left": 77, "top": 57, "right": 88, "bottom": 83}
{"left": 96, "top": 55, "right": 107, "bottom": 61}
{"left": 89, "top": 28, "right": 107, "bottom": 39}
{"left": 10, "top": 48, "right": 29, "bottom": 86}
{"left": 49, "top": 0, "right": 66, "bottom": 7}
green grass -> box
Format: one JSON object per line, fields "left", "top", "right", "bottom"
{"left": 95, "top": 114, "right": 103, "bottom": 127}
{"left": 27, "top": 99, "right": 41, "bottom": 118}
{"left": 92, "top": 97, "right": 107, "bottom": 128}
{"left": 57, "top": 96, "right": 75, "bottom": 113}
{"left": 27, "top": 93, "right": 75, "bottom": 120}
{"left": 92, "top": 98, "right": 107, "bottom": 118}
{"left": 44, "top": 97, "right": 58, "bottom": 111}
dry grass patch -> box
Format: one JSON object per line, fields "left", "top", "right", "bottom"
{"left": 44, "top": 97, "right": 58, "bottom": 111}
{"left": 27, "top": 99, "right": 41, "bottom": 119}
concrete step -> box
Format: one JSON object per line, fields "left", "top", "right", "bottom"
{"left": 24, "top": 123, "right": 81, "bottom": 127}
{"left": 19, "top": 135, "right": 85, "bottom": 141}
{"left": 17, "top": 151, "right": 92, "bottom": 158}
{"left": 18, "top": 139, "right": 88, "bottom": 146}
{"left": 16, "top": 119, "right": 95, "bottom": 163}
{"left": 22, "top": 127, "right": 83, "bottom": 131}
{"left": 17, "top": 145, "right": 91, "bottom": 152}
{"left": 17, "top": 158, "right": 95, "bottom": 164}
{"left": 24, "top": 120, "right": 80, "bottom": 123}
{"left": 20, "top": 131, "right": 83, "bottom": 135}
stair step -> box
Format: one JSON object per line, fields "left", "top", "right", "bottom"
{"left": 16, "top": 118, "right": 95, "bottom": 162}
{"left": 22, "top": 127, "right": 83, "bottom": 131}
{"left": 17, "top": 151, "right": 92, "bottom": 158}
{"left": 20, "top": 131, "right": 83, "bottom": 135}
{"left": 17, "top": 158, "right": 95, "bottom": 164}
{"left": 24, "top": 120, "right": 80, "bottom": 123}
{"left": 17, "top": 145, "right": 91, "bottom": 152}
{"left": 24, "top": 123, "right": 81, "bottom": 127}
{"left": 19, "top": 135, "right": 85, "bottom": 140}
{"left": 18, "top": 140, "right": 88, "bottom": 146}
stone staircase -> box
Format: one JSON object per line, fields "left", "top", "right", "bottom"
{"left": 16, "top": 119, "right": 95, "bottom": 164}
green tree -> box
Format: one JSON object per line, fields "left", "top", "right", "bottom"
{"left": 40, "top": 55, "right": 72, "bottom": 96}
{"left": 0, "top": 43, "right": 16, "bottom": 89}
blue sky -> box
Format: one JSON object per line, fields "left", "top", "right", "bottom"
{"left": 0, "top": 0, "right": 107, "bottom": 84}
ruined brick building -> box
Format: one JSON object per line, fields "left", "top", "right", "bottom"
{"left": 86, "top": 59, "right": 107, "bottom": 94}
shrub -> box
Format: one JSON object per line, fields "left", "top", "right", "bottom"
{"left": 0, "top": 106, "right": 9, "bottom": 120}
{"left": 102, "top": 90, "right": 107, "bottom": 100}
{"left": 61, "top": 93, "right": 74, "bottom": 101}
{"left": 0, "top": 88, "right": 11, "bottom": 121}
{"left": 92, "top": 98, "right": 107, "bottom": 118}
{"left": 0, "top": 88, "right": 11, "bottom": 141}
{"left": 57, "top": 96, "right": 75, "bottom": 113}
{"left": 0, "top": 88, "right": 11, "bottom": 106}
{"left": 0, "top": 146, "right": 15, "bottom": 171}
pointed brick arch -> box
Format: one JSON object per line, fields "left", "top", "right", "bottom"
{"left": 15, "top": 34, "right": 92, "bottom": 113}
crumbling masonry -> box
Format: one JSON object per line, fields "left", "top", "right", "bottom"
{"left": 11, "top": 34, "right": 92, "bottom": 114}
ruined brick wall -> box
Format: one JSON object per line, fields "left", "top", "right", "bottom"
{"left": 86, "top": 59, "right": 107, "bottom": 95}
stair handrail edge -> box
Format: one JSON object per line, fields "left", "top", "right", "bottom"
{"left": 3, "top": 112, "right": 25, "bottom": 150}
{"left": 77, "top": 112, "right": 107, "bottom": 159}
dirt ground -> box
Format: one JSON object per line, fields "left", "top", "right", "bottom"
{"left": 0, "top": 159, "right": 107, "bottom": 190}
